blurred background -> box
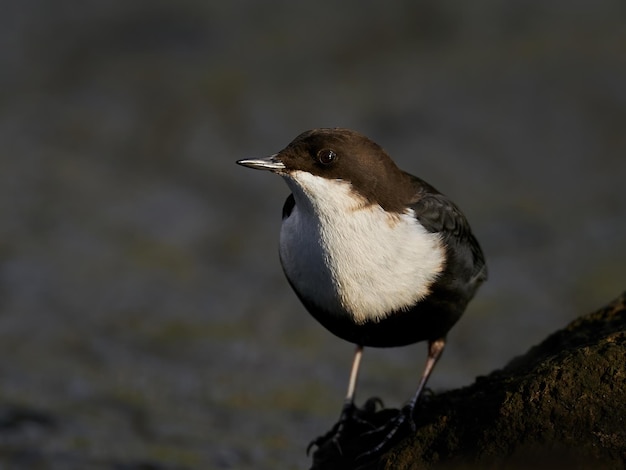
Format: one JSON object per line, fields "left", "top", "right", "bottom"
{"left": 1, "top": 1, "right": 625, "bottom": 468}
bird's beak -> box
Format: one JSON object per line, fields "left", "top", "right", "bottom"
{"left": 236, "top": 154, "right": 286, "bottom": 172}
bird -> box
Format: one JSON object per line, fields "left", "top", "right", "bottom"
{"left": 237, "top": 128, "right": 487, "bottom": 457}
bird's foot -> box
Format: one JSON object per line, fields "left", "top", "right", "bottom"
{"left": 355, "top": 403, "right": 417, "bottom": 464}
{"left": 307, "top": 397, "right": 384, "bottom": 456}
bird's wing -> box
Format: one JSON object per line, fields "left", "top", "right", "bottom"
{"left": 409, "top": 177, "right": 487, "bottom": 282}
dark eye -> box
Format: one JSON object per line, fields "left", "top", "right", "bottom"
{"left": 317, "top": 148, "right": 337, "bottom": 165}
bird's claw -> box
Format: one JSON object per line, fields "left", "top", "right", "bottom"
{"left": 306, "top": 398, "right": 385, "bottom": 456}
{"left": 306, "top": 402, "right": 355, "bottom": 456}
{"left": 361, "top": 396, "right": 384, "bottom": 414}
{"left": 306, "top": 421, "right": 341, "bottom": 455}
{"left": 355, "top": 403, "right": 416, "bottom": 462}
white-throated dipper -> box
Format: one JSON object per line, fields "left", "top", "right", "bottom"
{"left": 237, "top": 128, "right": 487, "bottom": 455}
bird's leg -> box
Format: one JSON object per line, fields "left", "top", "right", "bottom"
{"left": 307, "top": 344, "right": 365, "bottom": 455}
{"left": 358, "top": 338, "right": 446, "bottom": 459}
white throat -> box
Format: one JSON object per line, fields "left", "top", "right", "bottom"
{"left": 279, "top": 171, "right": 445, "bottom": 324}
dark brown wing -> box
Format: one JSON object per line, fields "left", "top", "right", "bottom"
{"left": 408, "top": 175, "right": 487, "bottom": 284}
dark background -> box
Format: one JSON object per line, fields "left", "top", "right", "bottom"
{"left": 1, "top": 1, "right": 625, "bottom": 468}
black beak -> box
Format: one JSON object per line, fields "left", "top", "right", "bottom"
{"left": 236, "top": 154, "right": 286, "bottom": 172}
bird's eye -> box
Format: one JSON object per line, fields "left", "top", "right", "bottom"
{"left": 317, "top": 149, "right": 337, "bottom": 165}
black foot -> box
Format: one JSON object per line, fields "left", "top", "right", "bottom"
{"left": 355, "top": 403, "right": 416, "bottom": 463}
{"left": 306, "top": 402, "right": 353, "bottom": 456}
{"left": 307, "top": 397, "right": 385, "bottom": 456}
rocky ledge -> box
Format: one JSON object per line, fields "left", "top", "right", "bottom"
{"left": 311, "top": 291, "right": 626, "bottom": 470}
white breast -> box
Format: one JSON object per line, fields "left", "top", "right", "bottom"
{"left": 279, "top": 171, "right": 445, "bottom": 324}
